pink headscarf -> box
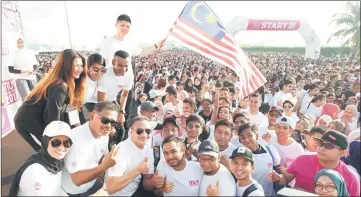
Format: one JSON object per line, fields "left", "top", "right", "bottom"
{"left": 314, "top": 103, "right": 340, "bottom": 126}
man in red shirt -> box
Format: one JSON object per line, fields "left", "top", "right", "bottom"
{"left": 268, "top": 130, "right": 360, "bottom": 196}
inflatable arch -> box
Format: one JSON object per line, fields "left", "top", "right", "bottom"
{"left": 226, "top": 16, "right": 321, "bottom": 59}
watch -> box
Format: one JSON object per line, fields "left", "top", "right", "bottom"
{"left": 119, "top": 109, "right": 125, "bottom": 114}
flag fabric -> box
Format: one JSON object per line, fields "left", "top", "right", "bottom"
{"left": 167, "top": 1, "right": 267, "bottom": 99}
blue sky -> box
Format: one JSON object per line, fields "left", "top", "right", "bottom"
{"left": 17, "top": 1, "right": 350, "bottom": 49}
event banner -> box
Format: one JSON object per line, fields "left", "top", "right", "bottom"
{"left": 247, "top": 19, "right": 301, "bottom": 31}
{"left": 2, "top": 5, "right": 22, "bottom": 138}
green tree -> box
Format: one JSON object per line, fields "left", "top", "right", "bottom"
{"left": 330, "top": 1, "right": 360, "bottom": 57}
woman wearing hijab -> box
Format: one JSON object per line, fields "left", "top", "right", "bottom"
{"left": 184, "top": 78, "right": 194, "bottom": 93}
{"left": 340, "top": 105, "right": 358, "bottom": 134}
{"left": 314, "top": 103, "right": 340, "bottom": 126}
{"left": 9, "top": 121, "right": 73, "bottom": 196}
{"left": 341, "top": 141, "right": 360, "bottom": 177}
{"left": 315, "top": 115, "right": 333, "bottom": 130}
{"left": 314, "top": 169, "right": 349, "bottom": 197}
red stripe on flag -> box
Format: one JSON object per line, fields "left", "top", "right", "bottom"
{"left": 173, "top": 24, "right": 237, "bottom": 69}
{"left": 178, "top": 18, "right": 237, "bottom": 53}
{"left": 169, "top": 31, "right": 236, "bottom": 69}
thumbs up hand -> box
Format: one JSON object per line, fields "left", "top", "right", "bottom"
{"left": 206, "top": 180, "right": 220, "bottom": 196}
{"left": 136, "top": 157, "right": 150, "bottom": 174}
{"left": 162, "top": 176, "right": 174, "bottom": 193}
{"left": 152, "top": 170, "right": 165, "bottom": 189}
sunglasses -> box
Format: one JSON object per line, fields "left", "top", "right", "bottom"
{"left": 50, "top": 139, "right": 72, "bottom": 148}
{"left": 92, "top": 67, "right": 107, "bottom": 74}
{"left": 315, "top": 139, "right": 339, "bottom": 150}
{"left": 95, "top": 113, "right": 118, "bottom": 127}
{"left": 136, "top": 128, "right": 152, "bottom": 135}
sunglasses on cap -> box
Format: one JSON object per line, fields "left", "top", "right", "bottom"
{"left": 135, "top": 128, "right": 152, "bottom": 135}
{"left": 315, "top": 138, "right": 340, "bottom": 150}
{"left": 50, "top": 139, "right": 72, "bottom": 148}
{"left": 94, "top": 113, "right": 119, "bottom": 128}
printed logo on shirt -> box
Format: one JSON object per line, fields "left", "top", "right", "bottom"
{"left": 34, "top": 182, "right": 41, "bottom": 190}
{"left": 268, "top": 162, "right": 272, "bottom": 168}
{"left": 72, "top": 161, "right": 76, "bottom": 167}
{"left": 189, "top": 180, "right": 199, "bottom": 186}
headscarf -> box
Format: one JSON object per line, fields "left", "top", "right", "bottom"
{"left": 344, "top": 105, "right": 358, "bottom": 119}
{"left": 184, "top": 79, "right": 194, "bottom": 92}
{"left": 314, "top": 169, "right": 349, "bottom": 197}
{"left": 341, "top": 141, "right": 360, "bottom": 175}
{"left": 315, "top": 103, "right": 340, "bottom": 125}
{"left": 9, "top": 135, "right": 66, "bottom": 196}
{"left": 316, "top": 115, "right": 333, "bottom": 128}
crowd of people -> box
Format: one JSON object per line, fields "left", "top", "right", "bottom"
{"left": 8, "top": 13, "right": 360, "bottom": 197}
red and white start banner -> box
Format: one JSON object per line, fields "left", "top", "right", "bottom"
{"left": 247, "top": 19, "right": 301, "bottom": 31}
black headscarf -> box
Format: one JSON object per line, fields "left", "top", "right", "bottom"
{"left": 9, "top": 135, "right": 65, "bottom": 196}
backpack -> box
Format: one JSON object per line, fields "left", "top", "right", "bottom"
{"left": 243, "top": 183, "right": 262, "bottom": 197}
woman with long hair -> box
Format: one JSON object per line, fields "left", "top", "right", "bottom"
{"left": 14, "top": 49, "right": 86, "bottom": 151}
{"left": 9, "top": 121, "right": 73, "bottom": 196}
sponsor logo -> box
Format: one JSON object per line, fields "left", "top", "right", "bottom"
{"left": 189, "top": 180, "right": 199, "bottom": 186}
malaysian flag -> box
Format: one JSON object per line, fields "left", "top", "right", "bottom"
{"left": 167, "top": 1, "right": 267, "bottom": 99}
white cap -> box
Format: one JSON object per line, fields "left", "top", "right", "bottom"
{"left": 43, "top": 121, "right": 73, "bottom": 141}
{"left": 276, "top": 116, "right": 295, "bottom": 130}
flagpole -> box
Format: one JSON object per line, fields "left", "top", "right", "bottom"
{"left": 64, "top": 1, "right": 73, "bottom": 49}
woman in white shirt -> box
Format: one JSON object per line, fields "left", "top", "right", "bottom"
{"left": 305, "top": 94, "right": 326, "bottom": 119}
{"left": 299, "top": 84, "right": 320, "bottom": 115}
{"left": 282, "top": 100, "right": 299, "bottom": 129}
{"left": 9, "top": 121, "right": 73, "bottom": 196}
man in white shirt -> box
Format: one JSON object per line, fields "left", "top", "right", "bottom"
{"left": 163, "top": 86, "right": 183, "bottom": 116}
{"left": 62, "top": 101, "right": 120, "bottom": 196}
{"left": 9, "top": 38, "right": 38, "bottom": 101}
{"left": 100, "top": 14, "right": 163, "bottom": 76}
{"left": 259, "top": 107, "right": 282, "bottom": 145}
{"left": 198, "top": 140, "right": 237, "bottom": 196}
{"left": 106, "top": 116, "right": 157, "bottom": 196}
{"left": 273, "top": 79, "right": 294, "bottom": 110}
{"left": 248, "top": 93, "right": 268, "bottom": 128}
{"left": 230, "top": 147, "right": 265, "bottom": 196}
{"left": 213, "top": 120, "right": 236, "bottom": 158}
{"left": 154, "top": 135, "right": 204, "bottom": 196}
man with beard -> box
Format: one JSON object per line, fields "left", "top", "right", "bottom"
{"left": 62, "top": 101, "right": 120, "bottom": 196}
{"left": 198, "top": 140, "right": 236, "bottom": 196}
{"left": 154, "top": 135, "right": 203, "bottom": 196}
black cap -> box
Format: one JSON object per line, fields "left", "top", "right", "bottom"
{"left": 316, "top": 130, "right": 348, "bottom": 150}
{"left": 162, "top": 117, "right": 179, "bottom": 129}
{"left": 166, "top": 86, "right": 177, "bottom": 96}
{"left": 230, "top": 147, "right": 254, "bottom": 163}
{"left": 198, "top": 140, "right": 219, "bottom": 158}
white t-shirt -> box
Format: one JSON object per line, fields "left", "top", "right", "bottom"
{"left": 156, "top": 159, "right": 203, "bottom": 196}
{"left": 299, "top": 94, "right": 313, "bottom": 114}
{"left": 249, "top": 111, "right": 268, "bottom": 128}
{"left": 305, "top": 103, "right": 323, "bottom": 119}
{"left": 257, "top": 126, "right": 277, "bottom": 145}
{"left": 163, "top": 102, "right": 183, "bottom": 115}
{"left": 283, "top": 113, "right": 299, "bottom": 129}
{"left": 99, "top": 36, "right": 141, "bottom": 74}
{"left": 83, "top": 76, "right": 105, "bottom": 103}
{"left": 236, "top": 179, "right": 265, "bottom": 196}
{"left": 231, "top": 136, "right": 243, "bottom": 148}
{"left": 12, "top": 48, "right": 38, "bottom": 80}
{"left": 219, "top": 143, "right": 236, "bottom": 158}
{"left": 18, "top": 163, "right": 67, "bottom": 196}
{"left": 252, "top": 145, "right": 281, "bottom": 196}
{"left": 271, "top": 138, "right": 305, "bottom": 187}
{"left": 98, "top": 66, "right": 134, "bottom": 102}
{"left": 264, "top": 94, "right": 274, "bottom": 107}
{"left": 273, "top": 91, "right": 292, "bottom": 109}
{"left": 199, "top": 164, "right": 236, "bottom": 196}
{"left": 107, "top": 138, "right": 154, "bottom": 196}
{"left": 62, "top": 122, "right": 109, "bottom": 194}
